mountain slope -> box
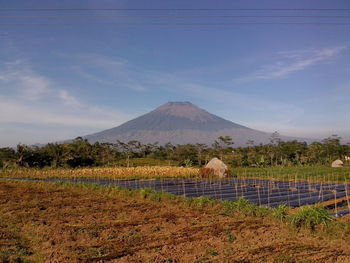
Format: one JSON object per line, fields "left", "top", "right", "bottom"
{"left": 84, "top": 102, "right": 292, "bottom": 146}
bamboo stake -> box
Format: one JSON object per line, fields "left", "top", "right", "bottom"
{"left": 235, "top": 181, "right": 238, "bottom": 200}
{"left": 182, "top": 179, "right": 186, "bottom": 197}
{"left": 333, "top": 190, "right": 338, "bottom": 217}
{"left": 257, "top": 185, "right": 261, "bottom": 206}
{"left": 267, "top": 181, "right": 271, "bottom": 207}
{"left": 345, "top": 180, "right": 350, "bottom": 213}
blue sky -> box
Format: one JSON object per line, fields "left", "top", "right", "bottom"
{"left": 1, "top": 0, "right": 350, "bottom": 146}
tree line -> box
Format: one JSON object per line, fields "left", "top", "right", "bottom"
{"left": 0, "top": 134, "right": 349, "bottom": 169}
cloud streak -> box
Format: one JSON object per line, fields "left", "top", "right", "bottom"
{"left": 238, "top": 46, "right": 346, "bottom": 82}
{"left": 69, "top": 54, "right": 148, "bottom": 92}
{"left": 0, "top": 96, "right": 131, "bottom": 129}
{"left": 0, "top": 60, "right": 134, "bottom": 145}
{"left": 135, "top": 71, "right": 306, "bottom": 130}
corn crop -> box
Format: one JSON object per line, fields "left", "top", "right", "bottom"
{"left": 0, "top": 166, "right": 199, "bottom": 179}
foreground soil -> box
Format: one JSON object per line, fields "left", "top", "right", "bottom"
{"left": 0, "top": 181, "right": 349, "bottom": 263}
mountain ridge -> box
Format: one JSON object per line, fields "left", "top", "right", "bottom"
{"left": 84, "top": 102, "right": 300, "bottom": 146}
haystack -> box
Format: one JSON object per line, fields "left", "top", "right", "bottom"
{"left": 203, "top": 157, "right": 230, "bottom": 178}
{"left": 331, "top": 159, "right": 343, "bottom": 168}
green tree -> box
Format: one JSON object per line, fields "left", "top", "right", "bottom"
{"left": 212, "top": 136, "right": 234, "bottom": 160}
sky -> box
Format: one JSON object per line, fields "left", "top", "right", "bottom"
{"left": 1, "top": 0, "right": 350, "bottom": 147}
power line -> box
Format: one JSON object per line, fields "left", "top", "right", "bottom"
{"left": 1, "top": 15, "right": 350, "bottom": 19}
{"left": 0, "top": 8, "right": 350, "bottom": 11}
{"left": 1, "top": 9, "right": 350, "bottom": 26}
{"left": 1, "top": 22, "right": 350, "bottom": 26}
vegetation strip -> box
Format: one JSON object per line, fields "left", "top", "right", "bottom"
{"left": 0, "top": 179, "right": 350, "bottom": 262}
{"left": 2, "top": 166, "right": 350, "bottom": 183}
{"left": 1, "top": 134, "right": 349, "bottom": 169}
{"left": 3, "top": 176, "right": 350, "bottom": 218}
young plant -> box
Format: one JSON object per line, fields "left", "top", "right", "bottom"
{"left": 272, "top": 204, "right": 288, "bottom": 221}
{"left": 289, "top": 205, "right": 332, "bottom": 231}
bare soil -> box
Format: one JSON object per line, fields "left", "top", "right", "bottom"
{"left": 0, "top": 180, "right": 349, "bottom": 263}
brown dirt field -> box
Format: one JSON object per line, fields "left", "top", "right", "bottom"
{"left": 0, "top": 181, "right": 349, "bottom": 263}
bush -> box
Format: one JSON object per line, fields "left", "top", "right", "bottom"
{"left": 272, "top": 205, "right": 288, "bottom": 221}
{"left": 192, "top": 196, "right": 218, "bottom": 207}
{"left": 221, "top": 197, "right": 270, "bottom": 217}
{"left": 139, "top": 188, "right": 157, "bottom": 198}
{"left": 289, "top": 205, "right": 332, "bottom": 231}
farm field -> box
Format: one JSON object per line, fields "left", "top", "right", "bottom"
{"left": 2, "top": 166, "right": 350, "bottom": 215}
{"left": 6, "top": 176, "right": 349, "bottom": 216}
{"left": 233, "top": 166, "right": 350, "bottom": 183}
{"left": 1, "top": 166, "right": 350, "bottom": 183}
{"left": 1, "top": 180, "right": 350, "bottom": 263}
{"left": 0, "top": 166, "right": 199, "bottom": 180}
{"left": 2, "top": 166, "right": 350, "bottom": 217}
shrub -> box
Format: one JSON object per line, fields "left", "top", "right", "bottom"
{"left": 139, "top": 188, "right": 157, "bottom": 198}
{"left": 289, "top": 205, "right": 332, "bottom": 231}
{"left": 192, "top": 196, "right": 218, "bottom": 207}
{"left": 221, "top": 197, "right": 270, "bottom": 217}
{"left": 272, "top": 205, "right": 288, "bottom": 221}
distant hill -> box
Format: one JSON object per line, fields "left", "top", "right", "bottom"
{"left": 84, "top": 101, "right": 302, "bottom": 146}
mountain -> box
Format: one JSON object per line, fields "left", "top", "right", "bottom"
{"left": 84, "top": 102, "right": 297, "bottom": 146}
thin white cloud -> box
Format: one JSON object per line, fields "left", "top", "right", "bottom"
{"left": 4, "top": 59, "right": 22, "bottom": 66}
{"left": 0, "top": 60, "right": 134, "bottom": 145}
{"left": 180, "top": 83, "right": 305, "bottom": 123}
{"left": 179, "top": 82, "right": 349, "bottom": 140}
{"left": 19, "top": 75, "right": 51, "bottom": 101}
{"left": 70, "top": 65, "right": 114, "bottom": 86}
{"left": 77, "top": 54, "right": 128, "bottom": 70}
{"left": 137, "top": 72, "right": 307, "bottom": 132}
{"left": 238, "top": 46, "right": 346, "bottom": 82}
{"left": 58, "top": 89, "right": 81, "bottom": 107}
{"left": 0, "top": 97, "right": 116, "bottom": 128}
{"left": 1, "top": 61, "right": 51, "bottom": 101}
{"left": 0, "top": 101, "right": 130, "bottom": 131}
{"left": 70, "top": 54, "right": 147, "bottom": 92}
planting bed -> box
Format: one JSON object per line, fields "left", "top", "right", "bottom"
{"left": 6, "top": 177, "right": 350, "bottom": 217}
{"left": 2, "top": 180, "right": 350, "bottom": 262}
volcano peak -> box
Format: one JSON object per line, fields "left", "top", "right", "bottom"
{"left": 153, "top": 101, "right": 214, "bottom": 122}
{"left": 84, "top": 101, "right": 279, "bottom": 146}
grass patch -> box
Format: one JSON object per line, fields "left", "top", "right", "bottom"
{"left": 221, "top": 197, "right": 271, "bottom": 217}
{"left": 185, "top": 196, "right": 219, "bottom": 208}
{"left": 289, "top": 205, "right": 333, "bottom": 231}
{"left": 272, "top": 205, "right": 289, "bottom": 221}
{"left": 1, "top": 165, "right": 350, "bottom": 183}
{"left": 232, "top": 166, "right": 350, "bottom": 183}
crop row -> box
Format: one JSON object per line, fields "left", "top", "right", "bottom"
{"left": 0, "top": 166, "right": 199, "bottom": 179}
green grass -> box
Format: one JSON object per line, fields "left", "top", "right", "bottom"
{"left": 272, "top": 205, "right": 288, "bottom": 221}
{"left": 1, "top": 165, "right": 350, "bottom": 183}
{"left": 232, "top": 166, "right": 350, "bottom": 183}
{"left": 221, "top": 197, "right": 271, "bottom": 217}
{"left": 289, "top": 205, "right": 333, "bottom": 231}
